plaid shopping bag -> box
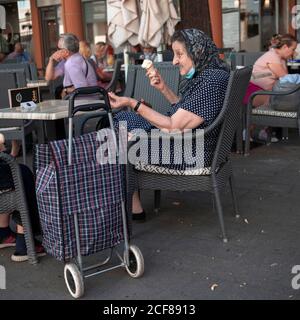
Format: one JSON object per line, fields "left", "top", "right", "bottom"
{"left": 35, "top": 130, "right": 125, "bottom": 261}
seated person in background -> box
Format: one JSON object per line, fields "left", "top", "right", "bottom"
{"left": 5, "top": 42, "right": 32, "bottom": 62}
{"left": 91, "top": 41, "right": 115, "bottom": 68}
{"left": 45, "top": 33, "right": 98, "bottom": 98}
{"left": 245, "top": 34, "right": 297, "bottom": 108}
{"left": 269, "top": 33, "right": 280, "bottom": 49}
{"left": 90, "top": 42, "right": 114, "bottom": 85}
{"left": 141, "top": 45, "right": 158, "bottom": 62}
{"left": 0, "top": 28, "right": 9, "bottom": 54}
{"left": 45, "top": 34, "right": 98, "bottom": 139}
{"left": 79, "top": 40, "right": 112, "bottom": 89}
{"left": 108, "top": 28, "right": 230, "bottom": 221}
{"left": 0, "top": 135, "right": 45, "bottom": 262}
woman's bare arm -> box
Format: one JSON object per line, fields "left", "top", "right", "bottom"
{"left": 108, "top": 93, "right": 203, "bottom": 132}
{"left": 267, "top": 62, "right": 288, "bottom": 79}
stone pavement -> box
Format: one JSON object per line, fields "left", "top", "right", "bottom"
{"left": 1, "top": 131, "right": 300, "bottom": 300}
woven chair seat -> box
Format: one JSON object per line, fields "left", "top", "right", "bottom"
{"left": 0, "top": 188, "right": 13, "bottom": 195}
{"left": 252, "top": 106, "right": 297, "bottom": 118}
{"left": 135, "top": 162, "right": 212, "bottom": 176}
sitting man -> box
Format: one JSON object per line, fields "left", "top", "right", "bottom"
{"left": 6, "top": 42, "right": 32, "bottom": 62}
{"left": 45, "top": 33, "right": 98, "bottom": 98}
{"left": 45, "top": 33, "right": 99, "bottom": 138}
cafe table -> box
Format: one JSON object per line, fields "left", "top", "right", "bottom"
{"left": 0, "top": 99, "right": 107, "bottom": 150}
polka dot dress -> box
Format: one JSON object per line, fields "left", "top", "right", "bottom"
{"left": 114, "top": 67, "right": 230, "bottom": 170}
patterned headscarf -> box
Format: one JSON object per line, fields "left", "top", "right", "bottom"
{"left": 174, "top": 28, "right": 230, "bottom": 74}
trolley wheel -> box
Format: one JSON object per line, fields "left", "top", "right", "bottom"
{"left": 124, "top": 245, "right": 144, "bottom": 278}
{"left": 64, "top": 263, "right": 85, "bottom": 299}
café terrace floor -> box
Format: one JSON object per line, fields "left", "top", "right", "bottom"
{"left": 1, "top": 130, "right": 300, "bottom": 300}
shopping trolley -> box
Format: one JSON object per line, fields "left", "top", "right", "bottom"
{"left": 35, "top": 86, "right": 144, "bottom": 298}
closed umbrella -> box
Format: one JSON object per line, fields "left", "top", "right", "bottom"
{"left": 0, "top": 5, "right": 6, "bottom": 30}
{"left": 138, "top": 0, "right": 180, "bottom": 51}
{"left": 107, "top": 0, "right": 140, "bottom": 48}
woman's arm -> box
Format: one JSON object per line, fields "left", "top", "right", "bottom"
{"left": 108, "top": 93, "right": 203, "bottom": 131}
{"left": 267, "top": 62, "right": 288, "bottom": 79}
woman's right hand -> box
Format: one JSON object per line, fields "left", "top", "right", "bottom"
{"left": 146, "top": 68, "right": 165, "bottom": 91}
{"left": 108, "top": 92, "right": 134, "bottom": 109}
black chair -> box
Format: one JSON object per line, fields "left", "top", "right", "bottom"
{"left": 123, "top": 62, "right": 180, "bottom": 114}
{"left": 105, "top": 58, "right": 123, "bottom": 93}
{"left": 129, "top": 67, "right": 252, "bottom": 242}
{"left": 0, "top": 152, "right": 37, "bottom": 264}
{"left": 229, "top": 52, "right": 265, "bottom": 153}
{"left": 0, "top": 69, "right": 36, "bottom": 164}
{"left": 244, "top": 85, "right": 300, "bottom": 155}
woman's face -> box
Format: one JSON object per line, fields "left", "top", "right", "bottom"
{"left": 96, "top": 44, "right": 107, "bottom": 58}
{"left": 172, "top": 40, "right": 194, "bottom": 76}
{"left": 278, "top": 41, "right": 297, "bottom": 60}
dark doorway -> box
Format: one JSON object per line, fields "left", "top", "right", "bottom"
{"left": 40, "top": 6, "right": 60, "bottom": 65}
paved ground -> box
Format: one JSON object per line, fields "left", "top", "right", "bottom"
{"left": 1, "top": 131, "right": 300, "bottom": 300}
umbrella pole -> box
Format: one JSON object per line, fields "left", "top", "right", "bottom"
{"left": 123, "top": 46, "right": 130, "bottom": 83}
{"left": 157, "top": 44, "right": 163, "bottom": 62}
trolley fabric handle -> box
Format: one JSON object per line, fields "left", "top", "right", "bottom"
{"left": 68, "top": 86, "right": 112, "bottom": 118}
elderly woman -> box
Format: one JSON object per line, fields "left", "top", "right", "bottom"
{"left": 108, "top": 29, "right": 230, "bottom": 221}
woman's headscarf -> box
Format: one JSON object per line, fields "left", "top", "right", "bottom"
{"left": 174, "top": 28, "right": 230, "bottom": 74}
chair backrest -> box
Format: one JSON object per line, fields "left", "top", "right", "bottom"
{"left": 28, "top": 63, "right": 39, "bottom": 81}
{"left": 0, "top": 62, "right": 31, "bottom": 81}
{"left": 106, "top": 58, "right": 123, "bottom": 93}
{"left": 0, "top": 70, "right": 27, "bottom": 108}
{"left": 231, "top": 52, "right": 264, "bottom": 69}
{"left": 123, "top": 64, "right": 137, "bottom": 97}
{"left": 212, "top": 67, "right": 252, "bottom": 170}
{"left": 132, "top": 62, "right": 180, "bottom": 115}
{"left": 162, "top": 50, "right": 174, "bottom": 61}
{"left": 3, "top": 58, "right": 20, "bottom": 64}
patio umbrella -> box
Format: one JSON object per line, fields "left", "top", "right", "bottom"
{"left": 107, "top": 0, "right": 140, "bottom": 49}
{"left": 138, "top": 0, "right": 180, "bottom": 49}
{"left": 0, "top": 5, "right": 6, "bottom": 30}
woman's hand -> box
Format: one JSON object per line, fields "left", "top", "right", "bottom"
{"left": 146, "top": 68, "right": 165, "bottom": 91}
{"left": 108, "top": 92, "right": 134, "bottom": 109}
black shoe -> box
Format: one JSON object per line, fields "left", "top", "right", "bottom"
{"left": 132, "top": 211, "right": 146, "bottom": 222}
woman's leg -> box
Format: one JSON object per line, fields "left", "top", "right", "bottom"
{"left": 0, "top": 133, "right": 6, "bottom": 152}
{"left": 0, "top": 213, "right": 10, "bottom": 228}
{"left": 0, "top": 214, "right": 16, "bottom": 248}
{"left": 11, "top": 164, "right": 41, "bottom": 235}
{"left": 10, "top": 164, "right": 45, "bottom": 262}
{"left": 10, "top": 140, "right": 20, "bottom": 158}
{"left": 0, "top": 159, "right": 16, "bottom": 247}
{"left": 0, "top": 133, "right": 4, "bottom": 145}
{"left": 253, "top": 95, "right": 269, "bottom": 108}
{"left": 132, "top": 191, "right": 143, "bottom": 214}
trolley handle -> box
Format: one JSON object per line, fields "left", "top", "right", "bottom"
{"left": 68, "top": 86, "right": 112, "bottom": 118}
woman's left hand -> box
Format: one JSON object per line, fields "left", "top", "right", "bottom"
{"left": 108, "top": 92, "right": 133, "bottom": 109}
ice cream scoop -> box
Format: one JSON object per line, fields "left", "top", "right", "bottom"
{"left": 141, "top": 59, "right": 154, "bottom": 72}
{"left": 142, "top": 59, "right": 159, "bottom": 84}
